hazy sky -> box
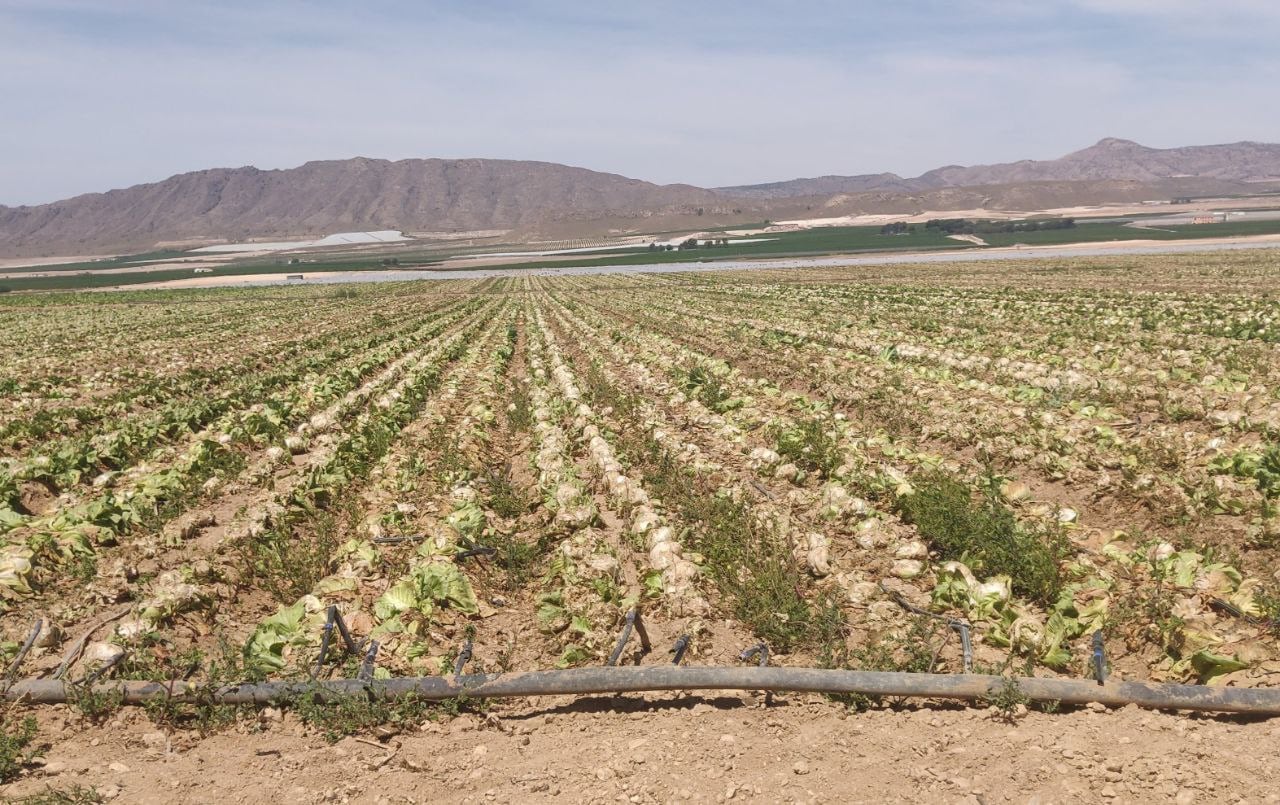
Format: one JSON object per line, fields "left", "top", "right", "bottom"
{"left": 2, "top": 0, "right": 1278, "bottom": 205}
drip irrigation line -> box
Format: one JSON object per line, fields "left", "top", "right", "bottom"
{"left": 739, "top": 644, "right": 769, "bottom": 668}
{"left": 606, "top": 610, "right": 651, "bottom": 667}
{"left": 372, "top": 534, "right": 429, "bottom": 545}
{"left": 1092, "top": 631, "right": 1108, "bottom": 685}
{"left": 357, "top": 641, "right": 380, "bottom": 683}
{"left": 4, "top": 619, "right": 42, "bottom": 684}
{"left": 881, "top": 580, "right": 975, "bottom": 672}
{"left": 313, "top": 606, "right": 363, "bottom": 679}
{"left": 5, "top": 667, "right": 1280, "bottom": 715}
{"left": 671, "top": 636, "right": 691, "bottom": 666}
{"left": 78, "top": 651, "right": 127, "bottom": 686}
{"left": 453, "top": 640, "right": 473, "bottom": 679}
{"left": 1210, "top": 596, "right": 1278, "bottom": 628}
{"left": 53, "top": 608, "right": 130, "bottom": 681}
{"left": 739, "top": 643, "right": 772, "bottom": 705}
{"left": 880, "top": 581, "right": 969, "bottom": 628}
{"left": 927, "top": 628, "right": 951, "bottom": 675}
{"left": 334, "top": 611, "right": 361, "bottom": 655}
{"left": 314, "top": 615, "right": 337, "bottom": 678}
{"left": 954, "top": 623, "right": 973, "bottom": 674}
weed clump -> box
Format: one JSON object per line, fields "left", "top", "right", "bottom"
{"left": 66, "top": 685, "right": 124, "bottom": 724}
{"left": 580, "top": 360, "right": 843, "bottom": 652}
{"left": 0, "top": 715, "right": 39, "bottom": 783}
{"left": 771, "top": 416, "right": 842, "bottom": 478}
{"left": 821, "top": 616, "right": 940, "bottom": 711}
{"left": 983, "top": 675, "right": 1030, "bottom": 719}
{"left": 899, "top": 472, "right": 1068, "bottom": 605}
{"left": 642, "top": 450, "right": 815, "bottom": 650}
{"left": 9, "top": 784, "right": 104, "bottom": 804}
{"left": 117, "top": 640, "right": 254, "bottom": 732}
{"left": 290, "top": 690, "right": 479, "bottom": 743}
{"left": 234, "top": 505, "right": 344, "bottom": 603}
{"left": 675, "top": 364, "right": 741, "bottom": 414}
{"left": 507, "top": 384, "right": 533, "bottom": 431}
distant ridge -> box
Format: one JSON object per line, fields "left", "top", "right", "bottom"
{"left": 714, "top": 139, "right": 1280, "bottom": 198}
{"left": 4, "top": 139, "right": 1280, "bottom": 256}
{"left": 0, "top": 158, "right": 725, "bottom": 257}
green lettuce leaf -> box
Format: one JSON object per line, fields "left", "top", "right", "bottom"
{"left": 1190, "top": 650, "right": 1249, "bottom": 684}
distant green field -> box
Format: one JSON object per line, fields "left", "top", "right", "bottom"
{"left": 3, "top": 250, "right": 195, "bottom": 274}
{"left": 726, "top": 226, "right": 964, "bottom": 254}
{"left": 0, "top": 228, "right": 964, "bottom": 291}
{"left": 978, "top": 224, "right": 1152, "bottom": 247}
{"left": 6, "top": 216, "right": 1280, "bottom": 292}
{"left": 0, "top": 260, "right": 435, "bottom": 292}
{"left": 980, "top": 218, "right": 1280, "bottom": 247}
{"left": 453, "top": 226, "right": 970, "bottom": 272}
{"left": 1163, "top": 219, "right": 1280, "bottom": 238}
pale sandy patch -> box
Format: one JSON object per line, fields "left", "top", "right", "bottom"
{"left": 135, "top": 272, "right": 317, "bottom": 289}
{"left": 0, "top": 261, "right": 226, "bottom": 281}
{"left": 191, "top": 230, "right": 411, "bottom": 253}
{"left": 0, "top": 255, "right": 109, "bottom": 269}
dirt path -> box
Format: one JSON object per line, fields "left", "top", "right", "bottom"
{"left": 5, "top": 694, "right": 1279, "bottom": 803}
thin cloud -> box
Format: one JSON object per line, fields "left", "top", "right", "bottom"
{"left": 0, "top": 1, "right": 1277, "bottom": 204}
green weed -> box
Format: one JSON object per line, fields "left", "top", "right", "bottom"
{"left": 0, "top": 715, "right": 39, "bottom": 784}
{"left": 899, "top": 472, "right": 1069, "bottom": 605}
{"left": 507, "top": 384, "right": 533, "bottom": 431}
{"left": 290, "top": 690, "right": 479, "bottom": 743}
{"left": 115, "top": 640, "right": 251, "bottom": 733}
{"left": 983, "top": 675, "right": 1030, "bottom": 719}
{"left": 824, "top": 616, "right": 940, "bottom": 711}
{"left": 486, "top": 467, "right": 531, "bottom": 519}
{"left": 771, "top": 416, "right": 842, "bottom": 478}
{"left": 66, "top": 684, "right": 124, "bottom": 724}
{"left": 233, "top": 501, "right": 347, "bottom": 604}
{"left": 8, "top": 785, "right": 104, "bottom": 804}
{"left": 577, "top": 361, "right": 839, "bottom": 651}
{"left": 675, "top": 364, "right": 740, "bottom": 414}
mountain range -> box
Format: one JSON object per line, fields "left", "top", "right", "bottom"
{"left": 715, "top": 138, "right": 1280, "bottom": 198}
{"left": 3, "top": 139, "right": 1279, "bottom": 257}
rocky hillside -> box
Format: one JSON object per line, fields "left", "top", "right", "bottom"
{"left": 917, "top": 138, "right": 1280, "bottom": 187}
{"left": 717, "top": 138, "right": 1280, "bottom": 199}
{"left": 0, "top": 158, "right": 727, "bottom": 257}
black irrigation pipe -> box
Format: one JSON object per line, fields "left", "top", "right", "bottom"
{"left": 5, "top": 667, "right": 1280, "bottom": 715}
{"left": 456, "top": 546, "right": 497, "bottom": 561}
{"left": 739, "top": 643, "right": 769, "bottom": 668}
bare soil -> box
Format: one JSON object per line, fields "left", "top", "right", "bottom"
{"left": 5, "top": 695, "right": 1280, "bottom": 803}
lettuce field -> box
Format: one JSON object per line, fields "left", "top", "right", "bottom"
{"left": 2, "top": 250, "right": 1279, "bottom": 705}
